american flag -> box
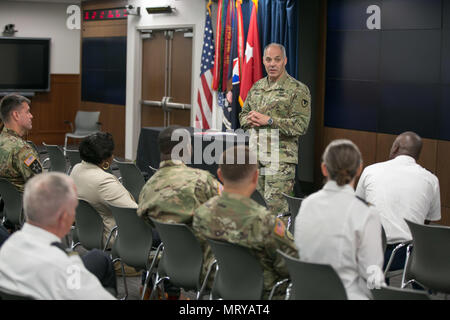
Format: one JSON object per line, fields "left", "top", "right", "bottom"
{"left": 194, "top": 9, "right": 215, "bottom": 129}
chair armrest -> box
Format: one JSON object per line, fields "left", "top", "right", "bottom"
{"left": 383, "top": 240, "right": 413, "bottom": 276}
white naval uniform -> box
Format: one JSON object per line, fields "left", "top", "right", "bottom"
{"left": 355, "top": 155, "right": 441, "bottom": 244}
{"left": 0, "top": 223, "right": 115, "bottom": 300}
{"left": 294, "top": 181, "right": 384, "bottom": 300}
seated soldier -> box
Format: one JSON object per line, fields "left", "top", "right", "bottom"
{"left": 0, "top": 94, "right": 42, "bottom": 192}
{"left": 193, "top": 145, "right": 298, "bottom": 299}
{"left": 0, "top": 172, "right": 116, "bottom": 300}
{"left": 137, "top": 125, "right": 221, "bottom": 298}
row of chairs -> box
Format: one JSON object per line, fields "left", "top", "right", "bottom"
{"left": 72, "top": 199, "right": 436, "bottom": 300}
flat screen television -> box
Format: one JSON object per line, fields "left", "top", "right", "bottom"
{"left": 0, "top": 37, "right": 50, "bottom": 92}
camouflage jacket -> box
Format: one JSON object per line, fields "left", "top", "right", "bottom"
{"left": 193, "top": 191, "right": 298, "bottom": 298}
{"left": 137, "top": 159, "right": 221, "bottom": 225}
{"left": 0, "top": 128, "right": 42, "bottom": 192}
{"left": 239, "top": 72, "right": 311, "bottom": 164}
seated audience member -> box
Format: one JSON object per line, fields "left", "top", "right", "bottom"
{"left": 194, "top": 145, "right": 297, "bottom": 299}
{"left": 70, "top": 132, "right": 137, "bottom": 249}
{"left": 295, "top": 139, "right": 384, "bottom": 300}
{"left": 0, "top": 172, "right": 116, "bottom": 299}
{"left": 137, "top": 125, "right": 221, "bottom": 298}
{"left": 0, "top": 94, "right": 42, "bottom": 192}
{"left": 137, "top": 125, "right": 221, "bottom": 224}
{"left": 356, "top": 131, "right": 441, "bottom": 272}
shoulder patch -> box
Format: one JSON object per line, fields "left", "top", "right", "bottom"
{"left": 24, "top": 154, "right": 43, "bottom": 174}
{"left": 274, "top": 218, "right": 286, "bottom": 238}
{"left": 356, "top": 196, "right": 370, "bottom": 206}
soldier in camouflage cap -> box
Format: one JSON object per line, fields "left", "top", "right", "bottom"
{"left": 239, "top": 43, "right": 311, "bottom": 216}
{"left": 0, "top": 94, "right": 42, "bottom": 192}
{"left": 193, "top": 145, "right": 298, "bottom": 299}
{"left": 137, "top": 125, "right": 221, "bottom": 225}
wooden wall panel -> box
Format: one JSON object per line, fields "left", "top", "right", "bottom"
{"left": 80, "top": 101, "right": 125, "bottom": 158}
{"left": 27, "top": 74, "right": 80, "bottom": 145}
{"left": 437, "top": 206, "right": 450, "bottom": 227}
{"left": 323, "top": 127, "right": 377, "bottom": 167}
{"left": 437, "top": 140, "right": 450, "bottom": 208}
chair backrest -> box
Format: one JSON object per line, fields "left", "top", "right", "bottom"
{"left": 65, "top": 149, "right": 81, "bottom": 168}
{"left": 108, "top": 204, "right": 153, "bottom": 270}
{"left": 282, "top": 193, "right": 303, "bottom": 233}
{"left": 74, "top": 111, "right": 100, "bottom": 134}
{"left": 405, "top": 219, "right": 450, "bottom": 293}
{"left": 151, "top": 219, "right": 204, "bottom": 290}
{"left": 381, "top": 226, "right": 387, "bottom": 253}
{"left": 0, "top": 290, "right": 33, "bottom": 300}
{"left": 250, "top": 189, "right": 268, "bottom": 209}
{"left": 207, "top": 239, "right": 264, "bottom": 300}
{"left": 0, "top": 178, "right": 23, "bottom": 226}
{"left": 371, "top": 286, "right": 430, "bottom": 300}
{"left": 114, "top": 159, "right": 146, "bottom": 202}
{"left": 75, "top": 200, "right": 104, "bottom": 250}
{"left": 43, "top": 143, "right": 67, "bottom": 173}
{"left": 277, "top": 249, "right": 348, "bottom": 300}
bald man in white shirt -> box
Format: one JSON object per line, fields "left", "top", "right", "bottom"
{"left": 0, "top": 172, "right": 116, "bottom": 300}
{"left": 356, "top": 131, "right": 441, "bottom": 273}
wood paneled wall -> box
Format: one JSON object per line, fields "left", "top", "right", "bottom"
{"left": 315, "top": 0, "right": 449, "bottom": 226}
{"left": 27, "top": 74, "right": 80, "bottom": 145}
{"left": 80, "top": 0, "right": 127, "bottom": 157}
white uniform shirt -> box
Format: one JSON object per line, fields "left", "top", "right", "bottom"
{"left": 355, "top": 155, "right": 441, "bottom": 244}
{"left": 294, "top": 181, "right": 384, "bottom": 300}
{"left": 0, "top": 223, "right": 115, "bottom": 300}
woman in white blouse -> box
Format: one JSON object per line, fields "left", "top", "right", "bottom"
{"left": 294, "top": 139, "right": 384, "bottom": 299}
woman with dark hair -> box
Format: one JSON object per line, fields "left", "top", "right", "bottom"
{"left": 70, "top": 132, "right": 137, "bottom": 248}
{"left": 294, "top": 139, "right": 385, "bottom": 299}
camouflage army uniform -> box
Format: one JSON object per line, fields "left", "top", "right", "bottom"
{"left": 137, "top": 159, "right": 221, "bottom": 289}
{"left": 193, "top": 191, "right": 298, "bottom": 299}
{"left": 0, "top": 128, "right": 42, "bottom": 192}
{"left": 239, "top": 72, "right": 311, "bottom": 216}
{"left": 137, "top": 159, "right": 221, "bottom": 224}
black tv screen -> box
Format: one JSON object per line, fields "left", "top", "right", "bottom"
{"left": 0, "top": 37, "right": 50, "bottom": 92}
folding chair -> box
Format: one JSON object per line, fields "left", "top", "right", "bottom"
{"left": 401, "top": 220, "right": 450, "bottom": 294}
{"left": 371, "top": 286, "right": 430, "bottom": 300}
{"left": 72, "top": 200, "right": 114, "bottom": 252}
{"left": 64, "top": 148, "right": 81, "bottom": 174}
{"left": 276, "top": 249, "right": 348, "bottom": 300}
{"left": 207, "top": 239, "right": 264, "bottom": 300}
{"left": 282, "top": 193, "right": 303, "bottom": 234}
{"left": 64, "top": 111, "right": 101, "bottom": 152}
{"left": 113, "top": 159, "right": 146, "bottom": 202}
{"left": 150, "top": 219, "right": 215, "bottom": 300}
{"left": 42, "top": 143, "right": 67, "bottom": 173}
{"left": 108, "top": 204, "right": 160, "bottom": 300}
{"left": 0, "top": 178, "right": 24, "bottom": 228}
{"left": 250, "top": 189, "right": 268, "bottom": 209}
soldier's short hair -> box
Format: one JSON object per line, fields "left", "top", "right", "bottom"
{"left": 158, "top": 125, "right": 190, "bottom": 156}
{"left": 264, "top": 43, "right": 286, "bottom": 59}
{"left": 0, "top": 94, "right": 31, "bottom": 123}
{"left": 219, "top": 145, "right": 257, "bottom": 183}
{"left": 23, "top": 172, "right": 77, "bottom": 227}
{"left": 79, "top": 132, "right": 114, "bottom": 165}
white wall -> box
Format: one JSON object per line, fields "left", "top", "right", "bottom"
{"left": 0, "top": 0, "right": 81, "bottom": 74}
{"left": 125, "top": 0, "right": 206, "bottom": 159}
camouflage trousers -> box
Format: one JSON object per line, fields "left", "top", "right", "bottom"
{"left": 257, "top": 162, "right": 295, "bottom": 217}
